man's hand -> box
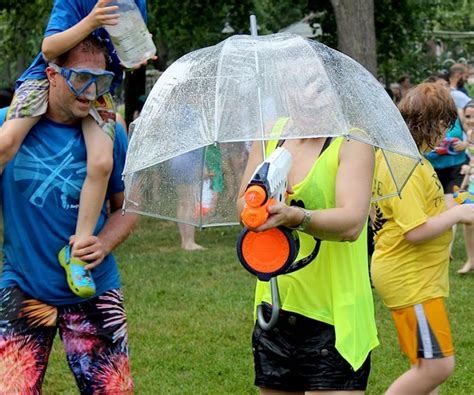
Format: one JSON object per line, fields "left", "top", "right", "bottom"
{"left": 122, "top": 54, "right": 158, "bottom": 71}
{"left": 70, "top": 235, "right": 110, "bottom": 270}
{"left": 86, "top": 0, "right": 120, "bottom": 30}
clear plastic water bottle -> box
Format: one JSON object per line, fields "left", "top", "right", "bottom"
{"left": 104, "top": 0, "right": 156, "bottom": 68}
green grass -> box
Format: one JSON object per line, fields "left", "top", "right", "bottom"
{"left": 10, "top": 218, "right": 474, "bottom": 393}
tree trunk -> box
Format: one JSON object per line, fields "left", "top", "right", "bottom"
{"left": 330, "top": 0, "right": 377, "bottom": 76}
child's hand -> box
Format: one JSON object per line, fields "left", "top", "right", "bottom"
{"left": 456, "top": 204, "right": 474, "bottom": 226}
{"left": 87, "top": 0, "right": 120, "bottom": 30}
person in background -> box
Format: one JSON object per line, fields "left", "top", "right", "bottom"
{"left": 424, "top": 74, "right": 473, "bottom": 268}
{"left": 449, "top": 64, "right": 471, "bottom": 118}
{"left": 457, "top": 99, "right": 474, "bottom": 274}
{"left": 0, "top": 37, "right": 137, "bottom": 394}
{"left": 371, "top": 83, "right": 474, "bottom": 394}
{"left": 390, "top": 82, "right": 402, "bottom": 103}
{"left": 398, "top": 75, "right": 412, "bottom": 99}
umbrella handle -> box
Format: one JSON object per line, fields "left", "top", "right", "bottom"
{"left": 256, "top": 276, "right": 280, "bottom": 330}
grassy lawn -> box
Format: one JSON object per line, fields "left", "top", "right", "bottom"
{"left": 18, "top": 217, "right": 474, "bottom": 393}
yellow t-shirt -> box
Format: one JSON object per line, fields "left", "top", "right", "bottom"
{"left": 254, "top": 137, "right": 379, "bottom": 371}
{"left": 371, "top": 155, "right": 452, "bottom": 310}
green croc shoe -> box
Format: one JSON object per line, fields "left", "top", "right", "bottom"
{"left": 58, "top": 245, "right": 96, "bottom": 298}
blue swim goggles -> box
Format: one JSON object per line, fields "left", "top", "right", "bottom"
{"left": 49, "top": 63, "right": 114, "bottom": 100}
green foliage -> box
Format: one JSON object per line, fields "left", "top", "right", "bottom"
{"left": 0, "top": 0, "right": 52, "bottom": 87}
{"left": 252, "top": 0, "right": 306, "bottom": 34}
{"left": 1, "top": 0, "right": 471, "bottom": 88}
{"left": 148, "top": 0, "right": 255, "bottom": 69}
{"left": 374, "top": 0, "right": 438, "bottom": 84}
{"left": 375, "top": 0, "right": 474, "bottom": 85}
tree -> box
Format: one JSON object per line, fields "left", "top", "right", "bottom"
{"left": 147, "top": 0, "right": 255, "bottom": 70}
{"left": 329, "top": 0, "right": 377, "bottom": 75}
{"left": 0, "top": 0, "right": 52, "bottom": 88}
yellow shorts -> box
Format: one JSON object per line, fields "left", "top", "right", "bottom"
{"left": 391, "top": 297, "right": 454, "bottom": 365}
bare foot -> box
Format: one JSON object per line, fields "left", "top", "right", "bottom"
{"left": 182, "top": 243, "right": 206, "bottom": 251}
{"left": 457, "top": 261, "right": 474, "bottom": 274}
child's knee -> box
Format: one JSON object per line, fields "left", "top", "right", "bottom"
{"left": 0, "top": 131, "right": 21, "bottom": 160}
{"left": 422, "top": 357, "right": 455, "bottom": 383}
{"left": 436, "top": 357, "right": 455, "bottom": 380}
{"left": 87, "top": 154, "right": 113, "bottom": 179}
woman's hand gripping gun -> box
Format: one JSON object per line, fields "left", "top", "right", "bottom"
{"left": 241, "top": 147, "right": 292, "bottom": 229}
{"left": 237, "top": 147, "right": 298, "bottom": 330}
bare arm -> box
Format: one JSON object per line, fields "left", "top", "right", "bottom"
{"left": 302, "top": 139, "right": 374, "bottom": 241}
{"left": 405, "top": 204, "right": 474, "bottom": 244}
{"left": 238, "top": 139, "right": 375, "bottom": 242}
{"left": 73, "top": 191, "right": 139, "bottom": 269}
{"left": 42, "top": 0, "right": 119, "bottom": 60}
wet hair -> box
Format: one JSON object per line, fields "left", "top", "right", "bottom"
{"left": 398, "top": 82, "right": 457, "bottom": 150}
{"left": 52, "top": 35, "right": 108, "bottom": 67}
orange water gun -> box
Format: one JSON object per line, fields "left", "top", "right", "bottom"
{"left": 237, "top": 147, "right": 298, "bottom": 330}
{"left": 240, "top": 147, "right": 292, "bottom": 229}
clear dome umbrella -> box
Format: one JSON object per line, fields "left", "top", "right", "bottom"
{"left": 123, "top": 32, "right": 421, "bottom": 227}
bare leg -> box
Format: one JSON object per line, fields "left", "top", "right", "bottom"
{"left": 385, "top": 357, "right": 454, "bottom": 395}
{"left": 458, "top": 224, "right": 474, "bottom": 273}
{"left": 177, "top": 223, "right": 204, "bottom": 251}
{"left": 176, "top": 184, "right": 205, "bottom": 251}
{"left": 0, "top": 117, "right": 40, "bottom": 171}
{"left": 444, "top": 194, "right": 456, "bottom": 258}
{"left": 73, "top": 116, "right": 113, "bottom": 254}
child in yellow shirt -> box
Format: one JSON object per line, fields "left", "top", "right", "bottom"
{"left": 372, "top": 82, "right": 474, "bottom": 394}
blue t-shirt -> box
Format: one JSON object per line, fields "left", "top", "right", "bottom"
{"left": 17, "top": 0, "right": 148, "bottom": 93}
{"left": 425, "top": 118, "right": 468, "bottom": 169}
{"left": 0, "top": 107, "right": 128, "bottom": 305}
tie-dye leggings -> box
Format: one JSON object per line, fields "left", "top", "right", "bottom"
{"left": 0, "top": 287, "right": 133, "bottom": 394}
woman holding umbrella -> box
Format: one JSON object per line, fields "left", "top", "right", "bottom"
{"left": 237, "top": 131, "right": 378, "bottom": 393}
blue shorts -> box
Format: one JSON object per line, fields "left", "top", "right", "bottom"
{"left": 252, "top": 304, "right": 371, "bottom": 391}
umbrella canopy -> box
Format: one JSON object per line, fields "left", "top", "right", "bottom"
{"left": 123, "top": 32, "right": 421, "bottom": 227}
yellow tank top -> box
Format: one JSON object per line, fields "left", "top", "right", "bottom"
{"left": 254, "top": 136, "right": 379, "bottom": 370}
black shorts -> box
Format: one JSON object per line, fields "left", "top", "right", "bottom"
{"left": 435, "top": 158, "right": 469, "bottom": 194}
{"left": 252, "top": 305, "right": 371, "bottom": 391}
